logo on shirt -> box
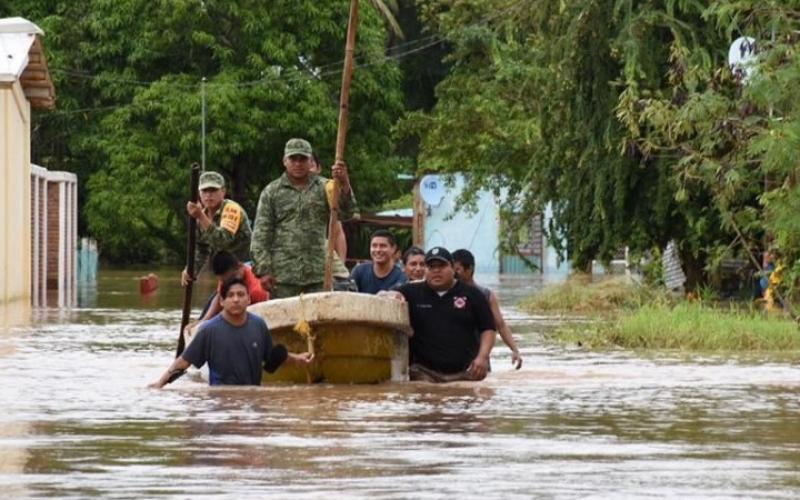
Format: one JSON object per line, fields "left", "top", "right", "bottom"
{"left": 252, "top": 342, "right": 258, "bottom": 348}
{"left": 453, "top": 296, "right": 467, "bottom": 309}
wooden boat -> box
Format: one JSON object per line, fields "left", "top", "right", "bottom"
{"left": 185, "top": 291, "right": 412, "bottom": 384}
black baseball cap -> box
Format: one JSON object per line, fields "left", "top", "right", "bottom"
{"left": 425, "top": 246, "right": 453, "bottom": 265}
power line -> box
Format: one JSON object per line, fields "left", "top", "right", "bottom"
{"left": 38, "top": 1, "right": 528, "bottom": 117}
{"left": 46, "top": 0, "right": 526, "bottom": 90}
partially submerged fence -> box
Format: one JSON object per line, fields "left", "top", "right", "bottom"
{"left": 30, "top": 164, "right": 78, "bottom": 307}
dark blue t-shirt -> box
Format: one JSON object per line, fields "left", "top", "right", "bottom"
{"left": 182, "top": 312, "right": 273, "bottom": 385}
{"left": 350, "top": 262, "right": 407, "bottom": 294}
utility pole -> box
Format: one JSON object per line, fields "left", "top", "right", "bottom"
{"left": 201, "top": 77, "right": 207, "bottom": 172}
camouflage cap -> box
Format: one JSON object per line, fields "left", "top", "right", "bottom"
{"left": 284, "top": 138, "right": 313, "bottom": 158}
{"left": 198, "top": 171, "right": 225, "bottom": 190}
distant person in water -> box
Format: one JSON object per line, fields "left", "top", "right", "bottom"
{"left": 350, "top": 229, "right": 407, "bottom": 294}
{"left": 452, "top": 249, "right": 522, "bottom": 369}
{"left": 149, "top": 277, "right": 312, "bottom": 388}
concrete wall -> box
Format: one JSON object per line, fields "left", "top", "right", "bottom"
{"left": 420, "top": 174, "right": 571, "bottom": 278}
{"left": 1, "top": 80, "right": 32, "bottom": 307}
{"left": 424, "top": 174, "right": 500, "bottom": 274}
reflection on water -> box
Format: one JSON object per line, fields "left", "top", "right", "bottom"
{"left": 0, "top": 270, "right": 799, "bottom": 498}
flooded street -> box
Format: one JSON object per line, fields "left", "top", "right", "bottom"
{"left": 1, "top": 271, "right": 799, "bottom": 498}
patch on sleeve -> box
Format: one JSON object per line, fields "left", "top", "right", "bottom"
{"left": 220, "top": 203, "right": 242, "bottom": 234}
{"left": 325, "top": 179, "right": 335, "bottom": 208}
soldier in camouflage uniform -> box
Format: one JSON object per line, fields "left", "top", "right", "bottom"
{"left": 181, "top": 171, "right": 252, "bottom": 286}
{"left": 251, "top": 138, "right": 356, "bottom": 298}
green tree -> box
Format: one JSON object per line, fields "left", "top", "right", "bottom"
{"left": 619, "top": 0, "right": 800, "bottom": 302}
{"left": 399, "top": 0, "right": 679, "bottom": 271}
{"left": 9, "top": 0, "right": 406, "bottom": 262}
{"left": 401, "top": 0, "right": 800, "bottom": 305}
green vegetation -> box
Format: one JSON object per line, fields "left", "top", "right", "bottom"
{"left": 402, "top": 0, "right": 800, "bottom": 310}
{"left": 557, "top": 303, "right": 800, "bottom": 351}
{"left": 4, "top": 0, "right": 800, "bottom": 309}
{"left": 519, "top": 275, "right": 669, "bottom": 315}
{"left": 523, "top": 277, "right": 800, "bottom": 351}
{"left": 2, "top": 0, "right": 417, "bottom": 262}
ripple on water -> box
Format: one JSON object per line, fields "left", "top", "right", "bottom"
{"left": 1, "top": 275, "right": 799, "bottom": 498}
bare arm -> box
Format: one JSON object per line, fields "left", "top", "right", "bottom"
{"left": 334, "top": 221, "right": 347, "bottom": 262}
{"left": 489, "top": 291, "right": 522, "bottom": 369}
{"left": 286, "top": 352, "right": 315, "bottom": 365}
{"left": 200, "top": 298, "right": 222, "bottom": 322}
{"left": 467, "top": 329, "right": 496, "bottom": 380}
{"left": 148, "top": 356, "right": 191, "bottom": 389}
{"left": 377, "top": 290, "right": 405, "bottom": 301}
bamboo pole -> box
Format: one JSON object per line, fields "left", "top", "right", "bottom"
{"left": 324, "top": 0, "right": 360, "bottom": 291}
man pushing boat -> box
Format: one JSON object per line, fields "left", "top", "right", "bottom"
{"left": 380, "top": 247, "right": 496, "bottom": 382}
{"left": 150, "top": 276, "right": 313, "bottom": 388}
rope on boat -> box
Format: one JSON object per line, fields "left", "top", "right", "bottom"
{"left": 293, "top": 294, "right": 317, "bottom": 383}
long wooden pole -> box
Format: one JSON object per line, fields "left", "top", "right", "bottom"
{"left": 176, "top": 163, "right": 201, "bottom": 357}
{"left": 324, "top": 0, "right": 360, "bottom": 291}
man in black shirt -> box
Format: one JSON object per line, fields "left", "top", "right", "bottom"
{"left": 381, "top": 247, "right": 495, "bottom": 382}
{"left": 149, "top": 277, "right": 313, "bottom": 388}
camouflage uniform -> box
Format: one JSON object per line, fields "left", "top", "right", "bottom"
{"left": 251, "top": 173, "right": 356, "bottom": 298}
{"left": 194, "top": 199, "right": 252, "bottom": 273}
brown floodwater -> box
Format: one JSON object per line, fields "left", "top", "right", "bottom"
{"left": 1, "top": 270, "right": 799, "bottom": 498}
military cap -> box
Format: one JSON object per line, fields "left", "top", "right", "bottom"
{"left": 199, "top": 171, "right": 225, "bottom": 190}
{"left": 284, "top": 138, "right": 313, "bottom": 158}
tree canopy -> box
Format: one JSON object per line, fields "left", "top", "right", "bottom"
{"left": 6, "top": 0, "right": 407, "bottom": 261}
{"left": 400, "top": 0, "right": 800, "bottom": 306}
{"left": 5, "top": 0, "right": 800, "bottom": 306}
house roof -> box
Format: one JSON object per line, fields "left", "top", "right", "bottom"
{"left": 0, "top": 17, "right": 55, "bottom": 109}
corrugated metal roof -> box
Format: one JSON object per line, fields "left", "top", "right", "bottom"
{"left": 0, "top": 17, "right": 55, "bottom": 109}
{"left": 0, "top": 18, "right": 41, "bottom": 81}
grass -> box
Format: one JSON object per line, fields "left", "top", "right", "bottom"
{"left": 525, "top": 275, "right": 800, "bottom": 351}
{"left": 567, "top": 303, "right": 800, "bottom": 351}
{"left": 520, "top": 274, "right": 669, "bottom": 315}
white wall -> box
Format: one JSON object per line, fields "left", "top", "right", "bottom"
{"left": 424, "top": 174, "right": 500, "bottom": 274}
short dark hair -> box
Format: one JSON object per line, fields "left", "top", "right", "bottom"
{"left": 220, "top": 276, "right": 249, "bottom": 299}
{"left": 402, "top": 245, "right": 425, "bottom": 264}
{"left": 452, "top": 249, "right": 475, "bottom": 270}
{"left": 211, "top": 251, "right": 239, "bottom": 276}
{"left": 370, "top": 229, "right": 396, "bottom": 247}
{"left": 311, "top": 152, "right": 321, "bottom": 165}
